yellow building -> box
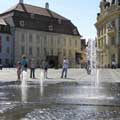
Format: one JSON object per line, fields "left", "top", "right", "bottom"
{"left": 95, "top": 0, "right": 120, "bottom": 68}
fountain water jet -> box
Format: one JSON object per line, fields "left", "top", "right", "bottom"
{"left": 21, "top": 70, "right": 28, "bottom": 102}
{"left": 40, "top": 70, "right": 44, "bottom": 96}
{"left": 80, "top": 39, "right": 103, "bottom": 99}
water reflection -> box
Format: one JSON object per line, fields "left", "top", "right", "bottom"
{"left": 21, "top": 86, "right": 27, "bottom": 103}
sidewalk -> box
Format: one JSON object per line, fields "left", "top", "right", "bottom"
{"left": 0, "top": 68, "right": 120, "bottom": 83}
{"left": 0, "top": 68, "right": 85, "bottom": 81}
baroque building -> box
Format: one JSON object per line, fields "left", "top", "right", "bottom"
{"left": 0, "top": 0, "right": 81, "bottom": 67}
{"left": 95, "top": 0, "right": 120, "bottom": 68}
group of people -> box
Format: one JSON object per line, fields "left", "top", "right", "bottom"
{"left": 16, "top": 55, "right": 69, "bottom": 81}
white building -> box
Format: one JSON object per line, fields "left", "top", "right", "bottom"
{"left": 0, "top": 1, "right": 81, "bottom": 67}
{"left": 0, "top": 19, "right": 13, "bottom": 67}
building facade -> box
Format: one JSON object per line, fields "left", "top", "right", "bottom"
{"left": 0, "top": 1, "right": 81, "bottom": 67}
{"left": 0, "top": 19, "right": 13, "bottom": 67}
{"left": 95, "top": 0, "right": 120, "bottom": 68}
{"left": 80, "top": 39, "right": 87, "bottom": 67}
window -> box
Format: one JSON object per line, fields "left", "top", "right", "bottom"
{"left": 48, "top": 25, "right": 53, "bottom": 31}
{"left": 31, "top": 13, "right": 35, "bottom": 19}
{"left": 29, "top": 47, "right": 32, "bottom": 55}
{"left": 36, "top": 34, "right": 40, "bottom": 43}
{"left": 75, "top": 40, "right": 77, "bottom": 47}
{"left": 0, "top": 47, "right": 2, "bottom": 53}
{"left": 6, "top": 47, "right": 10, "bottom": 54}
{"left": 51, "top": 38, "right": 53, "bottom": 46}
{"left": 37, "top": 47, "right": 40, "bottom": 56}
{"left": 0, "top": 59, "right": 2, "bottom": 64}
{"left": 0, "top": 36, "right": 2, "bottom": 52}
{"left": 19, "top": 20, "right": 24, "bottom": 27}
{"left": 63, "top": 49, "right": 66, "bottom": 57}
{"left": 44, "top": 36, "right": 47, "bottom": 45}
{"left": 69, "top": 39, "right": 72, "bottom": 46}
{"left": 6, "top": 36, "right": 10, "bottom": 42}
{"left": 3, "top": 26, "right": 7, "bottom": 32}
{"left": 58, "top": 48, "right": 60, "bottom": 54}
{"left": 112, "top": 54, "right": 115, "bottom": 61}
{"left": 5, "top": 59, "right": 9, "bottom": 65}
{"left": 6, "top": 26, "right": 10, "bottom": 32}
{"left": 21, "top": 46, "right": 25, "bottom": 54}
{"left": 64, "top": 39, "right": 66, "bottom": 46}
{"left": 73, "top": 29, "right": 77, "bottom": 35}
{"left": 51, "top": 49, "right": 53, "bottom": 55}
{"left": 69, "top": 49, "right": 72, "bottom": 57}
{"left": 29, "top": 34, "right": 33, "bottom": 43}
{"left": 111, "top": 37, "right": 115, "bottom": 45}
{"left": 57, "top": 39, "right": 60, "bottom": 45}
{"left": 58, "top": 19, "right": 62, "bottom": 24}
{"left": 21, "top": 33, "right": 25, "bottom": 42}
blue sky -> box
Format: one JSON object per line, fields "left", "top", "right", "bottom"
{"left": 0, "top": 0, "right": 100, "bottom": 40}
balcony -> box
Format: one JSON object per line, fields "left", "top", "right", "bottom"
{"left": 96, "top": 48, "right": 104, "bottom": 53}
{"left": 97, "top": 5, "right": 119, "bottom": 22}
{"left": 107, "top": 28, "right": 116, "bottom": 37}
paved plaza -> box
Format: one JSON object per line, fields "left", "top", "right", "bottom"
{"left": 0, "top": 68, "right": 120, "bottom": 83}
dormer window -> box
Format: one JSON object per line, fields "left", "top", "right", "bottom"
{"left": 19, "top": 20, "right": 24, "bottom": 27}
{"left": 48, "top": 25, "right": 53, "bottom": 31}
{"left": 73, "top": 29, "right": 77, "bottom": 35}
{"left": 58, "top": 19, "right": 62, "bottom": 24}
{"left": 31, "top": 14, "right": 35, "bottom": 19}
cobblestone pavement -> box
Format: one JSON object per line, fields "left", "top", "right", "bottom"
{"left": 0, "top": 68, "right": 120, "bottom": 83}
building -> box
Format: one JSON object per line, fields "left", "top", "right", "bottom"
{"left": 80, "top": 39, "right": 87, "bottom": 67}
{"left": 95, "top": 0, "right": 120, "bottom": 68}
{"left": 0, "top": 18, "right": 13, "bottom": 67}
{"left": 0, "top": 0, "right": 81, "bottom": 67}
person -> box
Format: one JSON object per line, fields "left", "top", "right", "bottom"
{"left": 16, "top": 61, "right": 22, "bottom": 80}
{"left": 20, "top": 55, "right": 28, "bottom": 81}
{"left": 29, "top": 59, "right": 36, "bottom": 79}
{"left": 61, "top": 58, "right": 69, "bottom": 78}
{"left": 20, "top": 55, "right": 28, "bottom": 72}
{"left": 43, "top": 60, "right": 49, "bottom": 79}
{"left": 112, "top": 60, "right": 116, "bottom": 69}
{"left": 86, "top": 60, "right": 91, "bottom": 75}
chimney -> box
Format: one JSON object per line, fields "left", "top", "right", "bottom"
{"left": 19, "top": 0, "right": 23, "bottom": 4}
{"left": 45, "top": 2, "right": 49, "bottom": 9}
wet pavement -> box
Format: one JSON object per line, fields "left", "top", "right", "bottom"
{"left": 0, "top": 80, "right": 120, "bottom": 119}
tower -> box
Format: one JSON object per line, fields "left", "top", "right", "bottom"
{"left": 45, "top": 2, "right": 49, "bottom": 9}
{"left": 19, "top": 0, "right": 23, "bottom": 4}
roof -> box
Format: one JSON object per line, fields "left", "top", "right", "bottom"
{"left": 0, "top": 3, "right": 81, "bottom": 36}
{"left": 1, "top": 3, "right": 68, "bottom": 20}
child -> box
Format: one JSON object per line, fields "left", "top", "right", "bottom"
{"left": 17, "top": 61, "right": 21, "bottom": 80}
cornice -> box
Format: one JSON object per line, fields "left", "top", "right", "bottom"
{"left": 96, "top": 5, "right": 120, "bottom": 27}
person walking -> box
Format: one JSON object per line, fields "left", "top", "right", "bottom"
{"left": 30, "top": 59, "right": 36, "bottom": 79}
{"left": 43, "top": 60, "right": 49, "bottom": 79}
{"left": 61, "top": 58, "right": 69, "bottom": 78}
{"left": 112, "top": 60, "right": 116, "bottom": 69}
